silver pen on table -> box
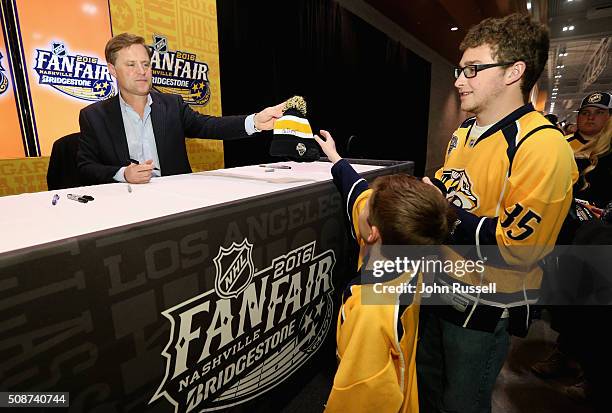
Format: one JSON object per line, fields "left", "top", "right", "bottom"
{"left": 258, "top": 164, "right": 292, "bottom": 169}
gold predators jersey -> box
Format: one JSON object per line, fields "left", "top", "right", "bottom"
{"left": 435, "top": 104, "right": 577, "bottom": 305}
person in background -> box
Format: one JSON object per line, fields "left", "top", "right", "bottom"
{"left": 566, "top": 92, "right": 610, "bottom": 151}
{"left": 532, "top": 91, "right": 611, "bottom": 406}
{"left": 315, "top": 130, "right": 451, "bottom": 413}
{"left": 420, "top": 13, "right": 577, "bottom": 413}
{"left": 78, "top": 32, "right": 284, "bottom": 185}
{"left": 568, "top": 91, "right": 612, "bottom": 208}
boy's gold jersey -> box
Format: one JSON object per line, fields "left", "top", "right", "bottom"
{"left": 326, "top": 278, "right": 420, "bottom": 413}
{"left": 326, "top": 159, "right": 420, "bottom": 412}
{"left": 435, "top": 104, "right": 577, "bottom": 303}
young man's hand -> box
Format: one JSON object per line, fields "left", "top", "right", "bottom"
{"left": 314, "top": 129, "right": 342, "bottom": 164}
{"left": 422, "top": 177, "right": 443, "bottom": 195}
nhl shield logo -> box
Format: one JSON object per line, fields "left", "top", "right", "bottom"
{"left": 153, "top": 35, "right": 168, "bottom": 52}
{"left": 51, "top": 42, "right": 66, "bottom": 56}
{"left": 296, "top": 142, "right": 307, "bottom": 156}
{"left": 213, "top": 238, "right": 254, "bottom": 299}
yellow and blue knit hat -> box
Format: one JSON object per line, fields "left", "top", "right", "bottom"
{"left": 270, "top": 96, "right": 320, "bottom": 162}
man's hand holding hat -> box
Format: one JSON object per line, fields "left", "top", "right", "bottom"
{"left": 254, "top": 103, "right": 285, "bottom": 131}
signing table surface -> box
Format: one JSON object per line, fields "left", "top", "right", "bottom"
{"left": 0, "top": 161, "right": 381, "bottom": 254}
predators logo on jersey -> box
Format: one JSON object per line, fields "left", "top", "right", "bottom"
{"left": 440, "top": 169, "right": 479, "bottom": 211}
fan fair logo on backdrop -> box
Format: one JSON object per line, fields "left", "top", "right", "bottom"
{"left": 149, "top": 35, "right": 211, "bottom": 106}
{"left": 33, "top": 42, "right": 115, "bottom": 101}
{"left": 0, "top": 51, "right": 10, "bottom": 96}
{"left": 151, "top": 239, "right": 335, "bottom": 412}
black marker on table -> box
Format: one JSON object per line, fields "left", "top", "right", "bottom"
{"left": 130, "top": 159, "right": 160, "bottom": 171}
{"left": 67, "top": 194, "right": 89, "bottom": 203}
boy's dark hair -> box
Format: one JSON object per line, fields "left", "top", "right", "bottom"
{"left": 369, "top": 174, "right": 450, "bottom": 245}
{"left": 105, "top": 33, "right": 151, "bottom": 65}
{"left": 460, "top": 13, "right": 549, "bottom": 102}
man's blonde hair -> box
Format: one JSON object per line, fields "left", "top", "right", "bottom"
{"left": 105, "top": 33, "right": 150, "bottom": 64}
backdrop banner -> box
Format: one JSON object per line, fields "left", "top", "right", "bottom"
{"left": 0, "top": 157, "right": 49, "bottom": 196}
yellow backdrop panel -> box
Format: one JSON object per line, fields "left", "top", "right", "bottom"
{"left": 109, "top": 0, "right": 224, "bottom": 172}
{"left": 0, "top": 157, "right": 49, "bottom": 196}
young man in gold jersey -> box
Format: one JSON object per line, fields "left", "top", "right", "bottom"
{"left": 420, "top": 13, "right": 577, "bottom": 413}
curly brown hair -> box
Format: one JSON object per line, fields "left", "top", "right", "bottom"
{"left": 369, "top": 174, "right": 451, "bottom": 245}
{"left": 460, "top": 13, "right": 549, "bottom": 101}
{"left": 105, "top": 33, "right": 151, "bottom": 65}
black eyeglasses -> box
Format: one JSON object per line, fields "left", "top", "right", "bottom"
{"left": 454, "top": 62, "right": 515, "bottom": 79}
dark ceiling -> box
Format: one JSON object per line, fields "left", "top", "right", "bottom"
{"left": 543, "top": 0, "right": 612, "bottom": 120}
{"left": 363, "top": 0, "right": 525, "bottom": 64}
{"left": 361, "top": 0, "right": 612, "bottom": 121}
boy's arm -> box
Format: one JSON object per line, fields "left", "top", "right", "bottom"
{"left": 316, "top": 130, "right": 370, "bottom": 240}
{"left": 331, "top": 159, "right": 370, "bottom": 240}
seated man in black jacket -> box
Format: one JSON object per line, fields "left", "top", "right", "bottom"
{"left": 77, "top": 32, "right": 283, "bottom": 185}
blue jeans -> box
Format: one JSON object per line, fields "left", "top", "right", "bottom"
{"left": 416, "top": 309, "right": 510, "bottom": 413}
